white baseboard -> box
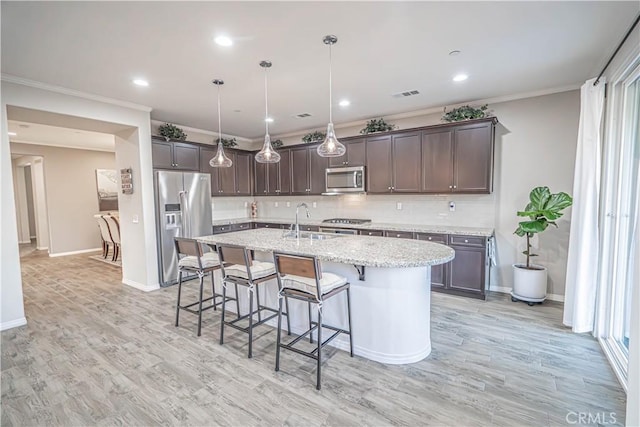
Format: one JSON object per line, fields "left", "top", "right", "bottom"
{"left": 1, "top": 317, "right": 27, "bottom": 331}
{"left": 36, "top": 246, "right": 48, "bottom": 251}
{"left": 490, "top": 285, "right": 564, "bottom": 302}
{"left": 19, "top": 240, "right": 31, "bottom": 244}
{"left": 49, "top": 247, "right": 101, "bottom": 257}
{"left": 122, "top": 279, "right": 160, "bottom": 292}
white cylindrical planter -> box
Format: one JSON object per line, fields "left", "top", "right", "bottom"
{"left": 512, "top": 264, "right": 547, "bottom": 303}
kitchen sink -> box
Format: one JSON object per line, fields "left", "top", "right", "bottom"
{"left": 283, "top": 231, "right": 341, "bottom": 241}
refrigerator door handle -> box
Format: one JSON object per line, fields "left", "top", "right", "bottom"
{"left": 179, "top": 190, "right": 189, "bottom": 237}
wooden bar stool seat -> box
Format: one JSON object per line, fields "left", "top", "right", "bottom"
{"left": 174, "top": 237, "right": 236, "bottom": 337}
{"left": 217, "top": 244, "right": 289, "bottom": 358}
{"left": 273, "top": 252, "right": 354, "bottom": 390}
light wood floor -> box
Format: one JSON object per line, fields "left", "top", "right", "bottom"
{"left": 2, "top": 250, "right": 626, "bottom": 426}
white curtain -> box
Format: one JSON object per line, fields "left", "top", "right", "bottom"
{"left": 563, "top": 77, "right": 605, "bottom": 333}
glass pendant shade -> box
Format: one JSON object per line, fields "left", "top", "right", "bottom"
{"left": 317, "top": 123, "right": 346, "bottom": 157}
{"left": 210, "top": 142, "right": 233, "bottom": 168}
{"left": 209, "top": 79, "right": 233, "bottom": 168}
{"left": 255, "top": 133, "right": 281, "bottom": 163}
{"left": 256, "top": 60, "right": 280, "bottom": 164}
{"left": 317, "top": 35, "right": 346, "bottom": 158}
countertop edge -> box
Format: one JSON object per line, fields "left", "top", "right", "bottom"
{"left": 212, "top": 218, "right": 494, "bottom": 237}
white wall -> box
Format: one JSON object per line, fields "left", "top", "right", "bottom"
{"left": 11, "top": 143, "right": 116, "bottom": 255}
{"left": 256, "top": 90, "right": 580, "bottom": 299}
{"left": 1, "top": 79, "right": 158, "bottom": 330}
{"left": 12, "top": 162, "right": 31, "bottom": 243}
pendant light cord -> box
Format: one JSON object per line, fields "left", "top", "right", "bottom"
{"left": 328, "top": 42, "right": 333, "bottom": 124}
{"left": 217, "top": 84, "right": 222, "bottom": 145}
{"left": 264, "top": 67, "right": 269, "bottom": 136}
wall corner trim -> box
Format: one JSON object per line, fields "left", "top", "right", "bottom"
{"left": 49, "top": 248, "right": 102, "bottom": 257}
{"left": 122, "top": 279, "right": 160, "bottom": 293}
{"left": 0, "top": 317, "right": 27, "bottom": 331}
{"left": 490, "top": 285, "right": 565, "bottom": 303}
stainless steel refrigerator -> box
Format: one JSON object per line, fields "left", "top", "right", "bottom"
{"left": 155, "top": 170, "right": 212, "bottom": 287}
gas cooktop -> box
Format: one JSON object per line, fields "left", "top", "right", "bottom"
{"left": 322, "top": 218, "right": 372, "bottom": 225}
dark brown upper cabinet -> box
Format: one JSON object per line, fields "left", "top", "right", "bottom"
{"left": 422, "top": 120, "right": 494, "bottom": 194}
{"left": 200, "top": 147, "right": 252, "bottom": 196}
{"left": 329, "top": 138, "right": 366, "bottom": 167}
{"left": 289, "top": 145, "right": 327, "bottom": 195}
{"left": 365, "top": 135, "right": 393, "bottom": 193}
{"left": 234, "top": 152, "right": 252, "bottom": 196}
{"left": 391, "top": 132, "right": 421, "bottom": 192}
{"left": 152, "top": 139, "right": 199, "bottom": 171}
{"left": 366, "top": 132, "right": 421, "bottom": 193}
{"left": 254, "top": 148, "right": 291, "bottom": 195}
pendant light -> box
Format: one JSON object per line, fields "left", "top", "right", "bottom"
{"left": 255, "top": 60, "right": 281, "bottom": 163}
{"left": 317, "top": 35, "right": 346, "bottom": 158}
{"left": 209, "top": 79, "right": 233, "bottom": 168}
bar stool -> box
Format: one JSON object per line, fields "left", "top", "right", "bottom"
{"left": 217, "top": 244, "right": 289, "bottom": 358}
{"left": 272, "top": 252, "right": 353, "bottom": 390}
{"left": 174, "top": 237, "right": 235, "bottom": 337}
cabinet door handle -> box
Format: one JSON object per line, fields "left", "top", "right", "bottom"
{"left": 449, "top": 185, "right": 453, "bottom": 189}
{"left": 453, "top": 185, "right": 457, "bottom": 189}
{"left": 175, "top": 164, "right": 178, "bottom": 167}
{"left": 464, "top": 239, "right": 469, "bottom": 243}
{"left": 397, "top": 234, "right": 401, "bottom": 238}
{"left": 428, "top": 237, "right": 432, "bottom": 240}
{"left": 388, "top": 186, "right": 391, "bottom": 190}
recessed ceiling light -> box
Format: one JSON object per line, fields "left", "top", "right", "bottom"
{"left": 265, "top": 117, "right": 274, "bottom": 123}
{"left": 339, "top": 99, "right": 350, "bottom": 107}
{"left": 453, "top": 74, "right": 468, "bottom": 82}
{"left": 215, "top": 35, "right": 233, "bottom": 47}
{"left": 449, "top": 50, "right": 461, "bottom": 56}
{"left": 8, "top": 132, "right": 17, "bottom": 136}
{"left": 133, "top": 79, "right": 149, "bottom": 87}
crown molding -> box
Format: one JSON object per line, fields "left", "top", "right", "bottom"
{"left": 10, "top": 139, "right": 116, "bottom": 153}
{"left": 149, "top": 119, "right": 252, "bottom": 143}
{"left": 1, "top": 74, "right": 153, "bottom": 113}
{"left": 268, "top": 83, "right": 582, "bottom": 141}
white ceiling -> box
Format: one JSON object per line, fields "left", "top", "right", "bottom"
{"left": 2, "top": 2, "right": 638, "bottom": 139}
{"left": 8, "top": 120, "right": 115, "bottom": 152}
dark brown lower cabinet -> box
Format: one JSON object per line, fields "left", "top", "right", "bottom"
{"left": 212, "top": 222, "right": 252, "bottom": 234}
{"left": 417, "top": 232, "right": 489, "bottom": 299}
{"left": 416, "top": 233, "right": 448, "bottom": 289}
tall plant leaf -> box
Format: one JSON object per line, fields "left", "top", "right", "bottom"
{"left": 518, "top": 219, "right": 548, "bottom": 234}
{"left": 545, "top": 192, "right": 573, "bottom": 213}
{"left": 529, "top": 187, "right": 551, "bottom": 211}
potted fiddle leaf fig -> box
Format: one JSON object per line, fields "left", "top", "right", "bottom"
{"left": 512, "top": 186, "right": 572, "bottom": 305}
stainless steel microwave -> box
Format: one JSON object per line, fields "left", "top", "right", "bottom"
{"left": 324, "top": 166, "right": 365, "bottom": 194}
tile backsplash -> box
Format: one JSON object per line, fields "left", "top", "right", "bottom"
{"left": 218, "top": 194, "right": 497, "bottom": 228}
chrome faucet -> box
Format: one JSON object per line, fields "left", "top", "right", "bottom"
{"left": 295, "top": 203, "right": 310, "bottom": 238}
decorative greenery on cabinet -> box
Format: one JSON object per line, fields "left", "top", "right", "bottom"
{"left": 271, "top": 139, "right": 283, "bottom": 148}
{"left": 442, "top": 105, "right": 489, "bottom": 122}
{"left": 360, "top": 118, "right": 397, "bottom": 134}
{"left": 216, "top": 137, "right": 238, "bottom": 147}
{"left": 158, "top": 123, "right": 187, "bottom": 141}
{"left": 302, "top": 131, "right": 326, "bottom": 144}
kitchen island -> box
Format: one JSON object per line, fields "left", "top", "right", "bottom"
{"left": 199, "top": 228, "right": 454, "bottom": 364}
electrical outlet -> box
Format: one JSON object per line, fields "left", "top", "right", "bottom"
{"left": 244, "top": 201, "right": 248, "bottom": 207}
{"left": 449, "top": 201, "right": 456, "bottom": 212}
{"left": 312, "top": 202, "right": 317, "bottom": 208}
{"left": 132, "top": 215, "right": 139, "bottom": 223}
{"left": 286, "top": 202, "right": 291, "bottom": 208}
{"left": 396, "top": 202, "right": 402, "bottom": 210}
{"left": 274, "top": 202, "right": 279, "bottom": 208}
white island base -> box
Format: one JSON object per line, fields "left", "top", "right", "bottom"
{"left": 215, "top": 258, "right": 432, "bottom": 365}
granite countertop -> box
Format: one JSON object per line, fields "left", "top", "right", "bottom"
{"left": 211, "top": 217, "right": 493, "bottom": 237}
{"left": 198, "top": 228, "right": 454, "bottom": 268}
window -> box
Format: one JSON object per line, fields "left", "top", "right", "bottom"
{"left": 598, "top": 59, "right": 640, "bottom": 389}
